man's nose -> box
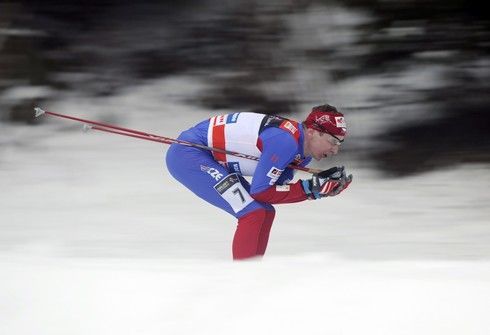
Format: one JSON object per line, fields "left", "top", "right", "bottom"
{"left": 331, "top": 145, "right": 339, "bottom": 154}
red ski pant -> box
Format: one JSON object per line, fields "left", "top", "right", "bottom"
{"left": 232, "top": 208, "right": 276, "bottom": 260}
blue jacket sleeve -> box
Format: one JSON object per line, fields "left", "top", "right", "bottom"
{"left": 275, "top": 155, "right": 311, "bottom": 185}
{"left": 250, "top": 128, "right": 298, "bottom": 195}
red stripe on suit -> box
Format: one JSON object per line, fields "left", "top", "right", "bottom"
{"left": 212, "top": 119, "right": 227, "bottom": 163}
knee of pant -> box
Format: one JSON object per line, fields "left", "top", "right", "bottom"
{"left": 266, "top": 206, "right": 276, "bottom": 220}
{"left": 255, "top": 201, "right": 274, "bottom": 213}
{"left": 263, "top": 206, "right": 275, "bottom": 226}
{"left": 241, "top": 206, "right": 275, "bottom": 225}
{"left": 239, "top": 202, "right": 274, "bottom": 219}
{"left": 264, "top": 204, "right": 275, "bottom": 215}
{"left": 238, "top": 207, "right": 267, "bottom": 224}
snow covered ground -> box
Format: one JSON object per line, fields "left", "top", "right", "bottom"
{"left": 1, "top": 255, "right": 489, "bottom": 335}
{"left": 1, "top": 78, "right": 489, "bottom": 334}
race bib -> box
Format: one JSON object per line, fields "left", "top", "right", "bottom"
{"left": 214, "top": 174, "right": 254, "bottom": 213}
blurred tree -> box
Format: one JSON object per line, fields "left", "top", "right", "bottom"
{"left": 1, "top": 0, "right": 488, "bottom": 175}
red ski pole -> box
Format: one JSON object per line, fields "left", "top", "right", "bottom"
{"left": 34, "top": 107, "right": 321, "bottom": 174}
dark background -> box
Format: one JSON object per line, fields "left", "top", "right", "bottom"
{"left": 1, "top": 0, "right": 489, "bottom": 176}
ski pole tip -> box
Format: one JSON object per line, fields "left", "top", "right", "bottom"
{"left": 34, "top": 107, "right": 46, "bottom": 118}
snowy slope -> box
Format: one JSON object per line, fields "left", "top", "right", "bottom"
{"left": 1, "top": 77, "right": 490, "bottom": 335}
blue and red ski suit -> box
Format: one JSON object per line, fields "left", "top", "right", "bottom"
{"left": 166, "top": 112, "right": 312, "bottom": 259}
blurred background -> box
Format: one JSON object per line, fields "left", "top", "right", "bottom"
{"left": 1, "top": 0, "right": 489, "bottom": 175}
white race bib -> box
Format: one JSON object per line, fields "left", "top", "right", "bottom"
{"left": 214, "top": 174, "right": 254, "bottom": 213}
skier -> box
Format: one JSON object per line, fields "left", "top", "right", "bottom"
{"left": 165, "top": 104, "right": 352, "bottom": 260}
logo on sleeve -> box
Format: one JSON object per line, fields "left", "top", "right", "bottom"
{"left": 293, "top": 154, "right": 303, "bottom": 165}
{"left": 280, "top": 121, "right": 298, "bottom": 134}
{"left": 227, "top": 162, "right": 242, "bottom": 174}
{"left": 267, "top": 166, "right": 284, "bottom": 185}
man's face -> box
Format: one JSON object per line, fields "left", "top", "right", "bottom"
{"left": 306, "top": 129, "right": 343, "bottom": 161}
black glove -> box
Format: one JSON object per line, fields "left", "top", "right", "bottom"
{"left": 301, "top": 166, "right": 353, "bottom": 199}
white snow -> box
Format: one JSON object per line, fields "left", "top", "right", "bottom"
{"left": 1, "top": 255, "right": 489, "bottom": 335}
{"left": 1, "top": 77, "right": 490, "bottom": 335}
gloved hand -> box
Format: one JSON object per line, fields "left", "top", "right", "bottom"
{"left": 301, "top": 166, "right": 353, "bottom": 199}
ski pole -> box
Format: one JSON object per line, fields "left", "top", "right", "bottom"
{"left": 34, "top": 107, "right": 321, "bottom": 174}
{"left": 88, "top": 124, "right": 321, "bottom": 174}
